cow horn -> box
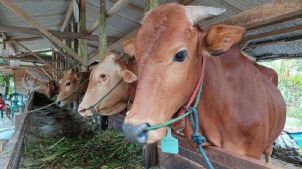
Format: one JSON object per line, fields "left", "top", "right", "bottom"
{"left": 184, "top": 6, "right": 226, "bottom": 25}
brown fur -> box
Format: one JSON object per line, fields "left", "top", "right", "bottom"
{"left": 123, "top": 3, "right": 286, "bottom": 162}
{"left": 56, "top": 69, "right": 90, "bottom": 106}
{"left": 78, "top": 53, "right": 137, "bottom": 117}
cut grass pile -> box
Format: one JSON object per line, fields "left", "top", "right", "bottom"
{"left": 20, "top": 130, "right": 143, "bottom": 169}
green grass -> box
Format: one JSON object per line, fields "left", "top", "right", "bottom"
{"left": 287, "top": 107, "right": 302, "bottom": 119}
{"left": 287, "top": 107, "right": 302, "bottom": 127}
{"left": 20, "top": 130, "right": 143, "bottom": 169}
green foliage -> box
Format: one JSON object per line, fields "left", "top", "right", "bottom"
{"left": 0, "top": 74, "right": 14, "bottom": 95}
{"left": 259, "top": 59, "right": 302, "bottom": 123}
{"left": 20, "top": 130, "right": 143, "bottom": 169}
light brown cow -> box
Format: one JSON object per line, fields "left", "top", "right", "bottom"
{"left": 56, "top": 68, "right": 90, "bottom": 107}
{"left": 122, "top": 3, "right": 286, "bottom": 163}
{"left": 78, "top": 51, "right": 137, "bottom": 117}
{"left": 21, "top": 74, "right": 58, "bottom": 97}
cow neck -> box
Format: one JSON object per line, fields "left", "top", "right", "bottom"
{"left": 173, "top": 55, "right": 205, "bottom": 133}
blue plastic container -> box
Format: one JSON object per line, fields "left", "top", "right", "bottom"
{"left": 288, "top": 132, "right": 302, "bottom": 148}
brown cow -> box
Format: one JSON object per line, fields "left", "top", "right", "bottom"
{"left": 56, "top": 68, "right": 90, "bottom": 107}
{"left": 78, "top": 51, "right": 137, "bottom": 117}
{"left": 122, "top": 3, "right": 286, "bottom": 163}
{"left": 21, "top": 74, "right": 58, "bottom": 97}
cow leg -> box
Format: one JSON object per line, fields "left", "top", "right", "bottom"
{"left": 264, "top": 146, "right": 272, "bottom": 163}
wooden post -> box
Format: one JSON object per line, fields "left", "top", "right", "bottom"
{"left": 87, "top": 0, "right": 129, "bottom": 34}
{"left": 51, "top": 49, "right": 57, "bottom": 81}
{"left": 72, "top": 18, "right": 79, "bottom": 58}
{"left": 79, "top": 0, "right": 88, "bottom": 68}
{"left": 99, "top": 0, "right": 107, "bottom": 60}
{"left": 66, "top": 23, "right": 73, "bottom": 69}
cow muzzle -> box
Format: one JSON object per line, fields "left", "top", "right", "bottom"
{"left": 55, "top": 100, "right": 64, "bottom": 107}
{"left": 123, "top": 123, "right": 149, "bottom": 144}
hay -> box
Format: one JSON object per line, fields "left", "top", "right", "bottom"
{"left": 20, "top": 130, "right": 143, "bottom": 169}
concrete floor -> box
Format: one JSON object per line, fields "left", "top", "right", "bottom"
{"left": 0, "top": 115, "right": 15, "bottom": 140}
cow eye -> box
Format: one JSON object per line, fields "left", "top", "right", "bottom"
{"left": 173, "top": 50, "right": 187, "bottom": 62}
{"left": 66, "top": 81, "right": 71, "bottom": 86}
{"left": 99, "top": 74, "right": 107, "bottom": 81}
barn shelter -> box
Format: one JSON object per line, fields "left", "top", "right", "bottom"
{"left": 0, "top": 0, "right": 301, "bottom": 169}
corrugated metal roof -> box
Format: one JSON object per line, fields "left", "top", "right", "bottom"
{"left": 0, "top": 0, "right": 300, "bottom": 72}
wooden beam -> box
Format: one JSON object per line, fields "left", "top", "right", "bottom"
{"left": 87, "top": 20, "right": 99, "bottom": 34}
{"left": 257, "top": 53, "right": 302, "bottom": 61}
{"left": 107, "top": 28, "right": 138, "bottom": 53}
{"left": 1, "top": 32, "right": 17, "bottom": 54}
{"left": 0, "top": 0, "right": 85, "bottom": 66}
{"left": 0, "top": 25, "right": 99, "bottom": 41}
{"left": 51, "top": 42, "right": 79, "bottom": 69}
{"left": 109, "top": 0, "right": 144, "bottom": 13}
{"left": 88, "top": 27, "right": 139, "bottom": 64}
{"left": 223, "top": 0, "right": 302, "bottom": 30}
{"left": 177, "top": 0, "right": 194, "bottom": 5}
{"left": 107, "top": 0, "right": 129, "bottom": 16}
{"left": 1, "top": 36, "right": 44, "bottom": 44}
{"left": 87, "top": 43, "right": 98, "bottom": 49}
{"left": 242, "top": 25, "right": 302, "bottom": 43}
{"left": 87, "top": 0, "right": 129, "bottom": 34}
{"left": 0, "top": 64, "right": 46, "bottom": 68}
{"left": 60, "top": 0, "right": 75, "bottom": 31}
{"left": 79, "top": 0, "right": 88, "bottom": 66}
{"left": 12, "top": 50, "right": 52, "bottom": 58}
{"left": 244, "top": 38, "right": 302, "bottom": 50}
{"left": 99, "top": 0, "right": 107, "bottom": 60}
{"left": 88, "top": 49, "right": 99, "bottom": 58}
{"left": 0, "top": 56, "right": 60, "bottom": 63}
{"left": 12, "top": 40, "right": 60, "bottom": 77}
{"left": 144, "top": 0, "right": 158, "bottom": 12}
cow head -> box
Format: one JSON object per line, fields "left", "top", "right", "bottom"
{"left": 78, "top": 53, "right": 137, "bottom": 117}
{"left": 123, "top": 3, "right": 245, "bottom": 144}
{"left": 56, "top": 68, "right": 81, "bottom": 107}
{"left": 45, "top": 80, "right": 59, "bottom": 98}
{"left": 22, "top": 74, "right": 56, "bottom": 97}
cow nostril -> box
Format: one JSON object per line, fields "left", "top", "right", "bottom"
{"left": 79, "top": 108, "right": 85, "bottom": 113}
{"left": 137, "top": 129, "right": 148, "bottom": 144}
{"left": 123, "top": 123, "right": 149, "bottom": 144}
{"left": 55, "top": 101, "right": 61, "bottom": 106}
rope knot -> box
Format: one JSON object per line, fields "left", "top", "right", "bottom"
{"left": 192, "top": 133, "right": 206, "bottom": 146}
{"left": 188, "top": 107, "right": 198, "bottom": 114}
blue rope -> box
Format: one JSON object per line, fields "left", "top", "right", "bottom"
{"left": 189, "top": 107, "right": 214, "bottom": 169}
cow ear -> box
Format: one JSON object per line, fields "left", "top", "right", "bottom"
{"left": 119, "top": 69, "right": 137, "bottom": 83}
{"left": 74, "top": 72, "right": 80, "bottom": 80}
{"left": 71, "top": 67, "right": 77, "bottom": 74}
{"left": 122, "top": 37, "right": 135, "bottom": 58}
{"left": 202, "top": 24, "right": 245, "bottom": 56}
